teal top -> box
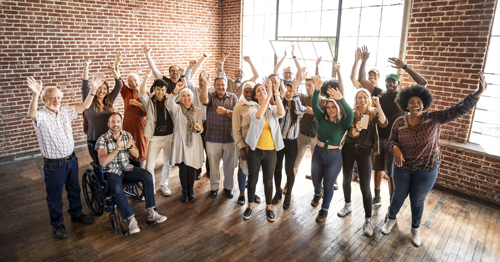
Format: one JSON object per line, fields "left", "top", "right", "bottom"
{"left": 312, "top": 90, "right": 353, "bottom": 151}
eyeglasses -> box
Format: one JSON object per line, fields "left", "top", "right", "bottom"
{"left": 326, "top": 106, "right": 337, "bottom": 110}
{"left": 283, "top": 72, "right": 293, "bottom": 75}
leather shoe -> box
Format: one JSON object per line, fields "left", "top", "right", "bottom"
{"left": 224, "top": 189, "right": 234, "bottom": 198}
{"left": 71, "top": 213, "right": 93, "bottom": 224}
{"left": 210, "top": 189, "right": 218, "bottom": 198}
{"left": 53, "top": 224, "right": 68, "bottom": 239}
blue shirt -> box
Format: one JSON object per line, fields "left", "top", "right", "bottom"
{"left": 245, "top": 104, "right": 285, "bottom": 151}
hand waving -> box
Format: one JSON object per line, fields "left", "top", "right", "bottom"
{"left": 27, "top": 77, "right": 43, "bottom": 96}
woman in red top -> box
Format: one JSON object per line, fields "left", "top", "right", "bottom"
{"left": 121, "top": 71, "right": 148, "bottom": 164}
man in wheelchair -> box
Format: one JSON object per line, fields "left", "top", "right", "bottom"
{"left": 96, "top": 112, "right": 167, "bottom": 235}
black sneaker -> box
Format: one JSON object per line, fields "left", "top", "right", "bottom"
{"left": 210, "top": 189, "right": 218, "bottom": 198}
{"left": 316, "top": 209, "right": 328, "bottom": 222}
{"left": 71, "top": 213, "right": 93, "bottom": 224}
{"left": 266, "top": 209, "right": 276, "bottom": 222}
{"left": 53, "top": 224, "right": 68, "bottom": 239}
{"left": 224, "top": 189, "right": 234, "bottom": 198}
{"left": 243, "top": 208, "right": 252, "bottom": 220}
{"left": 311, "top": 194, "right": 322, "bottom": 207}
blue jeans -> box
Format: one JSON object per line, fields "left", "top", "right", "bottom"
{"left": 105, "top": 167, "right": 156, "bottom": 221}
{"left": 43, "top": 153, "right": 83, "bottom": 227}
{"left": 237, "top": 167, "right": 246, "bottom": 194}
{"left": 311, "top": 145, "right": 342, "bottom": 211}
{"left": 388, "top": 165, "right": 439, "bottom": 228}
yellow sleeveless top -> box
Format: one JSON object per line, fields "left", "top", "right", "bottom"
{"left": 256, "top": 120, "right": 275, "bottom": 150}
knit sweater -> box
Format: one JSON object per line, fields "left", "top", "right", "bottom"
{"left": 389, "top": 94, "right": 478, "bottom": 171}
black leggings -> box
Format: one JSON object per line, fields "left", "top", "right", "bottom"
{"left": 341, "top": 141, "right": 372, "bottom": 218}
{"left": 274, "top": 139, "right": 298, "bottom": 195}
{"left": 178, "top": 162, "right": 196, "bottom": 188}
{"left": 247, "top": 148, "right": 276, "bottom": 205}
{"left": 87, "top": 140, "right": 99, "bottom": 165}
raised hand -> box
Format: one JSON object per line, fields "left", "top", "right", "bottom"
{"left": 84, "top": 57, "right": 92, "bottom": 69}
{"left": 279, "top": 80, "right": 286, "bottom": 97}
{"left": 27, "top": 77, "right": 43, "bottom": 96}
{"left": 291, "top": 78, "right": 299, "bottom": 92}
{"left": 243, "top": 56, "right": 251, "bottom": 63}
{"left": 188, "top": 59, "right": 197, "bottom": 69}
{"left": 194, "top": 123, "right": 202, "bottom": 132}
{"left": 116, "top": 135, "right": 123, "bottom": 150}
{"left": 355, "top": 47, "right": 361, "bottom": 61}
{"left": 313, "top": 75, "right": 323, "bottom": 91}
{"left": 222, "top": 51, "right": 230, "bottom": 61}
{"left": 327, "top": 87, "right": 343, "bottom": 100}
{"left": 316, "top": 57, "right": 322, "bottom": 66}
{"left": 372, "top": 96, "right": 381, "bottom": 107}
{"left": 291, "top": 44, "right": 295, "bottom": 57}
{"left": 90, "top": 74, "right": 106, "bottom": 93}
{"left": 334, "top": 61, "right": 340, "bottom": 71}
{"left": 283, "top": 48, "right": 287, "bottom": 58}
{"left": 114, "top": 52, "right": 122, "bottom": 68}
{"left": 216, "top": 60, "right": 223, "bottom": 70}
{"left": 360, "top": 45, "right": 370, "bottom": 61}
{"left": 199, "top": 70, "right": 210, "bottom": 85}
{"left": 108, "top": 64, "right": 120, "bottom": 79}
{"left": 263, "top": 77, "right": 273, "bottom": 90}
{"left": 203, "top": 52, "right": 210, "bottom": 58}
{"left": 300, "top": 67, "right": 307, "bottom": 77}
{"left": 173, "top": 81, "right": 184, "bottom": 95}
{"left": 142, "top": 44, "right": 151, "bottom": 54}
{"left": 388, "top": 57, "right": 405, "bottom": 68}
{"left": 472, "top": 71, "right": 488, "bottom": 99}
{"left": 178, "top": 67, "right": 185, "bottom": 76}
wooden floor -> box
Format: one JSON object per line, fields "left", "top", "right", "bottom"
{"left": 1, "top": 146, "right": 499, "bottom": 262}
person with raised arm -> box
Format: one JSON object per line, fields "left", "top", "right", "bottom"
{"left": 138, "top": 70, "right": 175, "bottom": 196}
{"left": 168, "top": 74, "right": 204, "bottom": 203}
{"left": 27, "top": 74, "right": 102, "bottom": 239}
{"left": 381, "top": 73, "right": 486, "bottom": 247}
{"left": 217, "top": 52, "right": 260, "bottom": 99}
{"left": 273, "top": 44, "right": 303, "bottom": 85}
{"left": 199, "top": 70, "right": 239, "bottom": 198}
{"left": 356, "top": 46, "right": 383, "bottom": 96}
{"left": 142, "top": 44, "right": 179, "bottom": 93}
{"left": 81, "top": 54, "right": 122, "bottom": 164}
{"left": 310, "top": 75, "right": 353, "bottom": 223}
{"left": 243, "top": 78, "right": 285, "bottom": 221}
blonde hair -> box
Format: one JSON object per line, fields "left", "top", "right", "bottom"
{"left": 353, "top": 88, "right": 375, "bottom": 125}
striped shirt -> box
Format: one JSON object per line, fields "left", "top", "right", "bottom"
{"left": 33, "top": 106, "right": 77, "bottom": 159}
{"left": 280, "top": 95, "right": 306, "bottom": 140}
{"left": 95, "top": 130, "right": 135, "bottom": 176}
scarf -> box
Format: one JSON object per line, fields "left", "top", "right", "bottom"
{"left": 181, "top": 103, "right": 195, "bottom": 147}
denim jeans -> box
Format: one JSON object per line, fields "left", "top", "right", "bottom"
{"left": 311, "top": 145, "right": 342, "bottom": 211}
{"left": 237, "top": 167, "right": 246, "bottom": 194}
{"left": 274, "top": 139, "right": 298, "bottom": 195}
{"left": 43, "top": 153, "right": 83, "bottom": 227}
{"left": 247, "top": 148, "right": 277, "bottom": 205}
{"left": 388, "top": 165, "right": 439, "bottom": 228}
{"left": 105, "top": 166, "right": 156, "bottom": 221}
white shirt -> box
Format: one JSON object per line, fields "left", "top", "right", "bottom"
{"left": 33, "top": 106, "right": 77, "bottom": 159}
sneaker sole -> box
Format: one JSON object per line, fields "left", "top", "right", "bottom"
{"left": 243, "top": 214, "right": 251, "bottom": 220}
{"left": 316, "top": 217, "right": 327, "bottom": 222}
{"left": 337, "top": 211, "right": 352, "bottom": 217}
{"left": 311, "top": 202, "right": 319, "bottom": 207}
{"left": 267, "top": 217, "right": 276, "bottom": 222}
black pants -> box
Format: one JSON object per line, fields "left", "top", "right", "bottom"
{"left": 247, "top": 148, "right": 276, "bottom": 205}
{"left": 178, "top": 162, "right": 196, "bottom": 188}
{"left": 199, "top": 121, "right": 210, "bottom": 174}
{"left": 274, "top": 139, "right": 298, "bottom": 195}
{"left": 341, "top": 141, "right": 373, "bottom": 218}
{"left": 87, "top": 140, "right": 99, "bottom": 165}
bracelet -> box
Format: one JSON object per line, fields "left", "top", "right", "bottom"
{"left": 181, "top": 75, "right": 185, "bottom": 78}
{"left": 203, "top": 54, "right": 207, "bottom": 57}
{"left": 292, "top": 56, "right": 297, "bottom": 59}
{"left": 90, "top": 93, "right": 96, "bottom": 96}
{"left": 402, "top": 64, "right": 408, "bottom": 70}
{"left": 355, "top": 128, "right": 361, "bottom": 132}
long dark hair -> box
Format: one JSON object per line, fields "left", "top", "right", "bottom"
{"left": 93, "top": 81, "right": 114, "bottom": 112}
{"left": 280, "top": 83, "right": 298, "bottom": 126}
{"left": 251, "top": 83, "right": 265, "bottom": 103}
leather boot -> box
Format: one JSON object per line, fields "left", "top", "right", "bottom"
{"left": 188, "top": 186, "right": 196, "bottom": 202}
{"left": 181, "top": 186, "right": 188, "bottom": 203}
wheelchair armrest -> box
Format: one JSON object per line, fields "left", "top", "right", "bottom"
{"left": 129, "top": 157, "right": 141, "bottom": 167}
{"left": 91, "top": 162, "right": 101, "bottom": 170}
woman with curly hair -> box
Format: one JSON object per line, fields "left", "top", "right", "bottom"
{"left": 337, "top": 88, "right": 387, "bottom": 237}
{"left": 381, "top": 73, "right": 487, "bottom": 247}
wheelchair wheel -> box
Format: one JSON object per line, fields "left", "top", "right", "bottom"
{"left": 82, "top": 169, "right": 105, "bottom": 216}
{"left": 116, "top": 208, "right": 128, "bottom": 236}
{"left": 109, "top": 213, "right": 117, "bottom": 234}
{"left": 130, "top": 183, "right": 144, "bottom": 201}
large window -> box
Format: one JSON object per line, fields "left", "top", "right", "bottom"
{"left": 469, "top": 5, "right": 500, "bottom": 155}
{"left": 242, "top": 0, "right": 405, "bottom": 105}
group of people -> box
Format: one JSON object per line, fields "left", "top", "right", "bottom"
{"left": 27, "top": 44, "right": 487, "bottom": 247}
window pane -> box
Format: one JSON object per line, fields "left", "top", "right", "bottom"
{"left": 278, "top": 13, "right": 292, "bottom": 36}
{"left": 359, "top": 6, "right": 381, "bottom": 37}
{"left": 485, "top": 38, "right": 500, "bottom": 73}
{"left": 380, "top": 5, "right": 404, "bottom": 36}
{"left": 362, "top": 0, "right": 383, "bottom": 7}
{"left": 243, "top": 16, "right": 254, "bottom": 37}
{"left": 292, "top": 0, "right": 307, "bottom": 12}
{"left": 264, "top": 14, "right": 277, "bottom": 37}
{"left": 342, "top": 0, "right": 362, "bottom": 9}
{"left": 313, "top": 41, "right": 334, "bottom": 61}
{"left": 244, "top": 0, "right": 254, "bottom": 16}
{"left": 305, "top": 11, "right": 321, "bottom": 36}
{"left": 306, "top": 0, "right": 322, "bottom": 11}
{"left": 376, "top": 36, "right": 401, "bottom": 67}
{"left": 317, "top": 61, "right": 333, "bottom": 79}
{"left": 291, "top": 12, "right": 306, "bottom": 36}
{"left": 297, "top": 42, "right": 317, "bottom": 59}
{"left": 264, "top": 0, "right": 277, "bottom": 15}
{"left": 320, "top": 10, "right": 338, "bottom": 37}
{"left": 279, "top": 0, "right": 292, "bottom": 14}
{"left": 340, "top": 8, "right": 361, "bottom": 37}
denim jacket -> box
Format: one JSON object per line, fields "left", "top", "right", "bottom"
{"left": 245, "top": 104, "right": 284, "bottom": 151}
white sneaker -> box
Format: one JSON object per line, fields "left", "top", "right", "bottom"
{"left": 337, "top": 203, "right": 352, "bottom": 217}
{"left": 148, "top": 210, "right": 167, "bottom": 223}
{"left": 363, "top": 220, "right": 374, "bottom": 236}
{"left": 411, "top": 228, "right": 421, "bottom": 247}
{"left": 128, "top": 217, "right": 140, "bottom": 235}
{"left": 160, "top": 186, "right": 171, "bottom": 196}
{"left": 381, "top": 218, "right": 397, "bottom": 234}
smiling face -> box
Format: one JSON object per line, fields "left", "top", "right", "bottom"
{"left": 326, "top": 101, "right": 338, "bottom": 120}
{"left": 107, "top": 114, "right": 122, "bottom": 134}
{"left": 235, "top": 68, "right": 244, "bottom": 81}
{"left": 243, "top": 86, "right": 253, "bottom": 102}
{"left": 385, "top": 78, "right": 399, "bottom": 93}
{"left": 96, "top": 83, "right": 109, "bottom": 100}
{"left": 305, "top": 79, "right": 315, "bottom": 96}
{"left": 180, "top": 89, "right": 192, "bottom": 108}
{"left": 356, "top": 91, "right": 371, "bottom": 111}
{"left": 283, "top": 67, "right": 293, "bottom": 82}
{"left": 255, "top": 84, "right": 267, "bottom": 102}
{"left": 127, "top": 75, "right": 139, "bottom": 90}
{"left": 368, "top": 71, "right": 379, "bottom": 85}
{"left": 43, "top": 88, "right": 63, "bottom": 112}
{"left": 284, "top": 85, "right": 293, "bottom": 102}
{"left": 154, "top": 85, "right": 166, "bottom": 101}
{"left": 169, "top": 66, "right": 179, "bottom": 80}
{"left": 215, "top": 78, "right": 226, "bottom": 98}
{"left": 408, "top": 96, "right": 424, "bottom": 117}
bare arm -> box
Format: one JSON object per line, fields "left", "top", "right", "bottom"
{"left": 83, "top": 57, "right": 91, "bottom": 80}
{"left": 350, "top": 47, "right": 361, "bottom": 88}
{"left": 142, "top": 45, "right": 163, "bottom": 79}
{"left": 75, "top": 75, "right": 105, "bottom": 113}
{"left": 27, "top": 77, "right": 42, "bottom": 121}
{"left": 315, "top": 57, "right": 321, "bottom": 76}
{"left": 243, "top": 56, "right": 259, "bottom": 82}
{"left": 358, "top": 46, "right": 375, "bottom": 94}
{"left": 255, "top": 78, "right": 274, "bottom": 119}
{"left": 273, "top": 48, "right": 287, "bottom": 75}
{"left": 199, "top": 71, "right": 210, "bottom": 105}
{"left": 334, "top": 61, "right": 345, "bottom": 97}
{"left": 191, "top": 52, "right": 208, "bottom": 79}
{"left": 388, "top": 57, "right": 428, "bottom": 86}
{"left": 274, "top": 81, "right": 285, "bottom": 117}
{"left": 291, "top": 45, "right": 302, "bottom": 81}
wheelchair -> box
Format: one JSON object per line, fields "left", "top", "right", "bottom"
{"left": 82, "top": 155, "right": 145, "bottom": 235}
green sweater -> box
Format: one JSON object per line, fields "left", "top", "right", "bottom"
{"left": 312, "top": 90, "right": 353, "bottom": 148}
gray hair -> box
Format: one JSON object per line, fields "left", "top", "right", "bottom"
{"left": 175, "top": 87, "right": 194, "bottom": 102}
{"left": 41, "top": 86, "right": 63, "bottom": 99}
{"left": 127, "top": 73, "right": 140, "bottom": 81}
{"left": 213, "top": 76, "right": 227, "bottom": 86}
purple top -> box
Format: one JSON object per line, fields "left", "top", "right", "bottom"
{"left": 204, "top": 91, "right": 238, "bottom": 143}
{"left": 389, "top": 94, "right": 478, "bottom": 171}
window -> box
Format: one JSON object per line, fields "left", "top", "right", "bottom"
{"left": 469, "top": 5, "right": 500, "bottom": 155}
{"left": 242, "top": 0, "right": 406, "bottom": 106}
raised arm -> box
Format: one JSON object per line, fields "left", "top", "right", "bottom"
{"left": 334, "top": 61, "right": 345, "bottom": 97}
{"left": 75, "top": 74, "right": 104, "bottom": 113}
{"left": 311, "top": 76, "right": 324, "bottom": 121}
{"left": 81, "top": 57, "right": 91, "bottom": 101}
{"left": 388, "top": 57, "right": 428, "bottom": 86}
{"left": 315, "top": 57, "right": 322, "bottom": 76}
{"left": 243, "top": 56, "right": 259, "bottom": 82}
{"left": 372, "top": 97, "right": 387, "bottom": 127}
{"left": 255, "top": 78, "right": 274, "bottom": 119}
{"left": 199, "top": 71, "right": 210, "bottom": 105}
{"left": 274, "top": 80, "right": 285, "bottom": 117}
{"left": 291, "top": 79, "right": 306, "bottom": 115}
{"left": 273, "top": 48, "right": 287, "bottom": 76}
{"left": 191, "top": 52, "right": 209, "bottom": 80}
{"left": 167, "top": 82, "right": 184, "bottom": 113}
{"left": 142, "top": 45, "right": 163, "bottom": 79}
{"left": 139, "top": 70, "right": 152, "bottom": 107}
{"left": 291, "top": 44, "right": 303, "bottom": 81}
{"left": 111, "top": 52, "right": 122, "bottom": 80}
{"left": 350, "top": 47, "right": 362, "bottom": 88}
{"left": 27, "top": 77, "right": 42, "bottom": 121}
{"left": 358, "top": 46, "right": 375, "bottom": 94}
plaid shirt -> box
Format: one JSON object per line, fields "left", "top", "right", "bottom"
{"left": 205, "top": 91, "right": 238, "bottom": 143}
{"left": 95, "top": 130, "right": 135, "bottom": 176}
{"left": 33, "top": 106, "right": 77, "bottom": 159}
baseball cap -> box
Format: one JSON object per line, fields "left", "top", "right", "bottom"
{"left": 368, "top": 68, "right": 380, "bottom": 75}
{"left": 386, "top": 73, "right": 400, "bottom": 82}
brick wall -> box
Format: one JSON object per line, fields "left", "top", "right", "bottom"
{"left": 404, "top": 0, "right": 499, "bottom": 205}
{"left": 0, "top": 0, "right": 244, "bottom": 160}
{"left": 220, "top": 0, "right": 243, "bottom": 80}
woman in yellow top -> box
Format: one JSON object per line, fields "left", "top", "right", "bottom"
{"left": 243, "top": 78, "right": 285, "bottom": 222}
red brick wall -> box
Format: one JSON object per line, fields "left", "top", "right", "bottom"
{"left": 404, "top": 0, "right": 499, "bottom": 205}
{"left": 0, "top": 0, "right": 243, "bottom": 159}
{"left": 221, "top": 0, "right": 243, "bottom": 80}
